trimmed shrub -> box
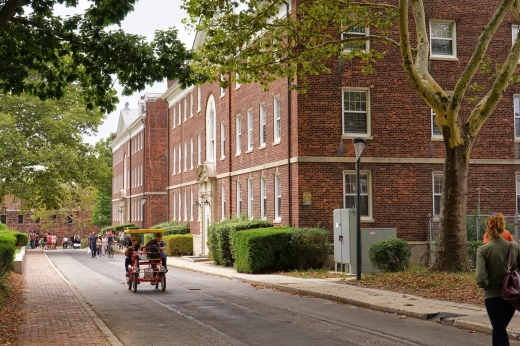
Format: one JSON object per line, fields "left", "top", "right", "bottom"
{"left": 207, "top": 217, "right": 273, "bottom": 266}
{"left": 234, "top": 227, "right": 296, "bottom": 273}
{"left": 467, "top": 240, "right": 482, "bottom": 269}
{"left": 164, "top": 234, "right": 193, "bottom": 256}
{"left": 0, "top": 243, "right": 16, "bottom": 281}
{"left": 152, "top": 221, "right": 190, "bottom": 235}
{"left": 368, "top": 238, "right": 411, "bottom": 272}
{"left": 12, "top": 231, "right": 28, "bottom": 247}
{"left": 290, "top": 228, "right": 330, "bottom": 269}
{"left": 0, "top": 230, "right": 16, "bottom": 246}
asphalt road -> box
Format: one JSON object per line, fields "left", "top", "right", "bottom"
{"left": 46, "top": 249, "right": 520, "bottom": 346}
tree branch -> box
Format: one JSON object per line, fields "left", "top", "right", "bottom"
{"left": 0, "top": 0, "right": 22, "bottom": 30}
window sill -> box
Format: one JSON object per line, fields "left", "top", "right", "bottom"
{"left": 431, "top": 136, "right": 443, "bottom": 142}
{"left": 220, "top": 156, "right": 225, "bottom": 161}
{"left": 341, "top": 135, "right": 373, "bottom": 140}
{"left": 273, "top": 218, "right": 282, "bottom": 224}
{"left": 235, "top": 152, "right": 241, "bottom": 157}
{"left": 361, "top": 218, "right": 375, "bottom": 223}
{"left": 429, "top": 56, "right": 458, "bottom": 62}
{"left": 246, "top": 149, "right": 253, "bottom": 154}
{"left": 272, "top": 140, "right": 281, "bottom": 146}
{"left": 258, "top": 145, "right": 266, "bottom": 150}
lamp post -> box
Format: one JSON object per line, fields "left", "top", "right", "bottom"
{"left": 141, "top": 195, "right": 146, "bottom": 229}
{"left": 353, "top": 138, "right": 366, "bottom": 281}
{"left": 118, "top": 206, "right": 124, "bottom": 226}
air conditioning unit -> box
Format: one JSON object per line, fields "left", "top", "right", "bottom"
{"left": 118, "top": 190, "right": 126, "bottom": 199}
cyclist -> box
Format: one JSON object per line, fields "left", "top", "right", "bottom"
{"left": 142, "top": 233, "right": 168, "bottom": 272}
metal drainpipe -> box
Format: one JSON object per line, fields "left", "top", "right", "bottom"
{"left": 228, "top": 75, "right": 233, "bottom": 219}
{"left": 166, "top": 102, "right": 170, "bottom": 221}
{"left": 142, "top": 115, "right": 146, "bottom": 229}
{"left": 284, "top": 1, "right": 292, "bottom": 226}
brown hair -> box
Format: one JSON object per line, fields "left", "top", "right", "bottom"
{"left": 485, "top": 213, "right": 506, "bottom": 239}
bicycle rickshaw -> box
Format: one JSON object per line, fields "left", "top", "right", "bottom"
{"left": 124, "top": 229, "right": 167, "bottom": 293}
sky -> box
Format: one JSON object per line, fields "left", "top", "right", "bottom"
{"left": 55, "top": 0, "right": 195, "bottom": 144}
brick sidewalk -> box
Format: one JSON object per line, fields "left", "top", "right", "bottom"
{"left": 17, "top": 250, "right": 110, "bottom": 346}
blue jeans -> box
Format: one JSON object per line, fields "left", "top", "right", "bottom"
{"left": 485, "top": 297, "right": 515, "bottom": 346}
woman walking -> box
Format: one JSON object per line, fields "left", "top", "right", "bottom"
{"left": 476, "top": 212, "right": 520, "bottom": 346}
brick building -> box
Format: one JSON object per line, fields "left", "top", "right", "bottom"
{"left": 110, "top": 93, "right": 169, "bottom": 229}
{"left": 114, "top": 1, "right": 520, "bottom": 256}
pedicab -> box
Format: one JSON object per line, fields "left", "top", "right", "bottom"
{"left": 124, "top": 229, "right": 167, "bottom": 293}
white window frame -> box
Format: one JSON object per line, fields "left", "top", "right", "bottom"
{"left": 190, "top": 189, "right": 194, "bottom": 221}
{"left": 342, "top": 88, "right": 370, "bottom": 137}
{"left": 184, "top": 190, "right": 188, "bottom": 221}
{"left": 237, "top": 182, "right": 242, "bottom": 217}
{"left": 190, "top": 138, "right": 194, "bottom": 170}
{"left": 274, "top": 175, "right": 281, "bottom": 221}
{"left": 197, "top": 134, "right": 201, "bottom": 166}
{"left": 190, "top": 92, "right": 193, "bottom": 118}
{"left": 260, "top": 176, "right": 267, "bottom": 220}
{"left": 430, "top": 20, "right": 457, "bottom": 59}
{"left": 247, "top": 179, "right": 253, "bottom": 219}
{"left": 173, "top": 147, "right": 176, "bottom": 175}
{"left": 236, "top": 116, "right": 242, "bottom": 155}
{"left": 178, "top": 192, "right": 182, "bottom": 221}
{"left": 220, "top": 75, "right": 225, "bottom": 98}
{"left": 515, "top": 96, "right": 520, "bottom": 139}
{"left": 197, "top": 86, "right": 201, "bottom": 112}
{"left": 273, "top": 97, "right": 281, "bottom": 143}
{"left": 433, "top": 172, "right": 443, "bottom": 217}
{"left": 173, "top": 106, "right": 176, "bottom": 129}
{"left": 235, "top": 72, "right": 241, "bottom": 89}
{"left": 173, "top": 193, "right": 176, "bottom": 220}
{"left": 516, "top": 173, "right": 520, "bottom": 214}
{"left": 343, "top": 170, "right": 372, "bottom": 219}
{"left": 184, "top": 98, "right": 187, "bottom": 121}
{"left": 178, "top": 102, "right": 181, "bottom": 125}
{"left": 221, "top": 123, "right": 226, "bottom": 159}
{"left": 341, "top": 26, "right": 369, "bottom": 52}
{"left": 247, "top": 110, "right": 253, "bottom": 151}
{"left": 260, "top": 103, "right": 266, "bottom": 147}
{"left": 178, "top": 144, "right": 182, "bottom": 174}
{"left": 221, "top": 184, "right": 226, "bottom": 221}
{"left": 184, "top": 142, "right": 188, "bottom": 171}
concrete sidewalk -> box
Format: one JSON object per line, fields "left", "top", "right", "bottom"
{"left": 166, "top": 255, "right": 520, "bottom": 340}
{"left": 17, "top": 250, "right": 115, "bottom": 346}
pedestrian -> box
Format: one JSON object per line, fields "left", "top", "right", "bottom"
{"left": 476, "top": 212, "right": 520, "bottom": 346}
{"left": 96, "top": 236, "right": 102, "bottom": 257}
{"left": 101, "top": 234, "right": 108, "bottom": 256}
{"left": 51, "top": 233, "right": 56, "bottom": 250}
{"left": 89, "top": 232, "right": 97, "bottom": 258}
{"left": 46, "top": 233, "right": 52, "bottom": 251}
{"left": 483, "top": 212, "right": 514, "bottom": 243}
{"left": 29, "top": 230, "right": 36, "bottom": 249}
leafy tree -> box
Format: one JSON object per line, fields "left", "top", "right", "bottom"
{"left": 91, "top": 137, "right": 112, "bottom": 227}
{"left": 0, "top": 0, "right": 195, "bottom": 113}
{"left": 0, "top": 85, "right": 110, "bottom": 210}
{"left": 183, "top": 0, "right": 520, "bottom": 272}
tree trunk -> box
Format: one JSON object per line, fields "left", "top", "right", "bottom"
{"left": 431, "top": 125, "right": 473, "bottom": 272}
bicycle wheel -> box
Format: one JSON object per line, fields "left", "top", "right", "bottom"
{"left": 161, "top": 273, "right": 166, "bottom": 292}
{"left": 133, "top": 273, "right": 138, "bottom": 293}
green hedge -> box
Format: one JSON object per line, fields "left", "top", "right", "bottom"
{"left": 468, "top": 240, "right": 482, "bottom": 269}
{"left": 164, "top": 234, "right": 193, "bottom": 256}
{"left": 234, "top": 227, "right": 296, "bottom": 273}
{"left": 207, "top": 218, "right": 273, "bottom": 266}
{"left": 0, "top": 230, "right": 16, "bottom": 246}
{"left": 290, "top": 228, "right": 330, "bottom": 269}
{"left": 0, "top": 243, "right": 15, "bottom": 281}
{"left": 151, "top": 221, "right": 190, "bottom": 235}
{"left": 368, "top": 238, "right": 411, "bottom": 272}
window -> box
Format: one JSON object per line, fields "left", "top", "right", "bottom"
{"left": 68, "top": 215, "right": 73, "bottom": 223}
{"left": 190, "top": 92, "right": 193, "bottom": 117}
{"left": 221, "top": 123, "right": 226, "bottom": 159}
{"left": 275, "top": 175, "right": 281, "bottom": 220}
{"left": 515, "top": 96, "right": 520, "bottom": 139}
{"left": 184, "top": 98, "right": 187, "bottom": 121}
{"left": 261, "top": 177, "right": 267, "bottom": 220}
{"left": 431, "top": 93, "right": 452, "bottom": 138}
{"left": 197, "top": 86, "right": 201, "bottom": 112}
{"left": 178, "top": 192, "right": 182, "bottom": 221}
{"left": 184, "top": 191, "right": 188, "bottom": 221}
{"left": 190, "top": 189, "right": 194, "bottom": 221}
{"left": 220, "top": 75, "right": 225, "bottom": 97}
{"left": 208, "top": 106, "right": 215, "bottom": 162}
{"left": 18, "top": 215, "right": 23, "bottom": 224}
{"left": 274, "top": 98, "right": 281, "bottom": 143}
{"left": 341, "top": 26, "right": 369, "bottom": 52}
{"left": 430, "top": 21, "right": 456, "bottom": 58}
{"left": 178, "top": 144, "right": 182, "bottom": 174}
{"left": 247, "top": 179, "right": 253, "bottom": 219}
{"left": 173, "top": 192, "right": 176, "bottom": 220}
{"left": 190, "top": 138, "right": 194, "bottom": 169}
{"left": 247, "top": 110, "right": 253, "bottom": 151}
{"left": 236, "top": 116, "right": 242, "bottom": 155}
{"left": 0, "top": 215, "right": 5, "bottom": 224}
{"left": 237, "top": 182, "right": 242, "bottom": 217}
{"left": 433, "top": 173, "right": 443, "bottom": 216}
{"left": 173, "top": 147, "right": 176, "bottom": 175}
{"left": 178, "top": 102, "right": 181, "bottom": 125}
{"left": 221, "top": 185, "right": 226, "bottom": 221}
{"left": 342, "top": 88, "right": 369, "bottom": 136}
{"left": 516, "top": 174, "right": 520, "bottom": 214}
{"left": 235, "top": 73, "right": 241, "bottom": 89}
{"left": 260, "top": 104, "right": 266, "bottom": 146}
{"left": 197, "top": 134, "right": 201, "bottom": 166}
{"left": 344, "top": 171, "right": 370, "bottom": 217}
{"left": 184, "top": 142, "right": 188, "bottom": 171}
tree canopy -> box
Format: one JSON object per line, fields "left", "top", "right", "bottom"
{"left": 184, "top": 0, "right": 520, "bottom": 272}
{"left": 0, "top": 0, "right": 195, "bottom": 113}
{"left": 0, "top": 84, "right": 111, "bottom": 210}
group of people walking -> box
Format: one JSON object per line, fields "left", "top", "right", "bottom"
{"left": 88, "top": 231, "right": 115, "bottom": 258}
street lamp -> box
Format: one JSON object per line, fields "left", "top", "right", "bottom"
{"left": 141, "top": 195, "right": 146, "bottom": 229}
{"left": 353, "top": 138, "right": 366, "bottom": 281}
{"left": 118, "top": 206, "right": 124, "bottom": 225}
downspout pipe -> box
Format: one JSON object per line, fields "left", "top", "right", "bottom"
{"left": 228, "top": 75, "right": 233, "bottom": 219}
{"left": 284, "top": 1, "right": 292, "bottom": 227}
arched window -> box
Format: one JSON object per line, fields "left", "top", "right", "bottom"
{"left": 206, "top": 96, "right": 216, "bottom": 162}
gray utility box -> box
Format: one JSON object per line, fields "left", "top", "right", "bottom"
{"left": 333, "top": 209, "right": 397, "bottom": 274}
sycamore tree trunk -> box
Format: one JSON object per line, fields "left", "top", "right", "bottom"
{"left": 431, "top": 125, "right": 473, "bottom": 272}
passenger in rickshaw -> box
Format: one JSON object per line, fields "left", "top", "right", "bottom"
{"left": 124, "top": 236, "right": 141, "bottom": 277}
{"left": 142, "top": 232, "right": 168, "bottom": 272}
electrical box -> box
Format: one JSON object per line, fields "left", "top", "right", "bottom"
{"left": 333, "top": 209, "right": 397, "bottom": 274}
